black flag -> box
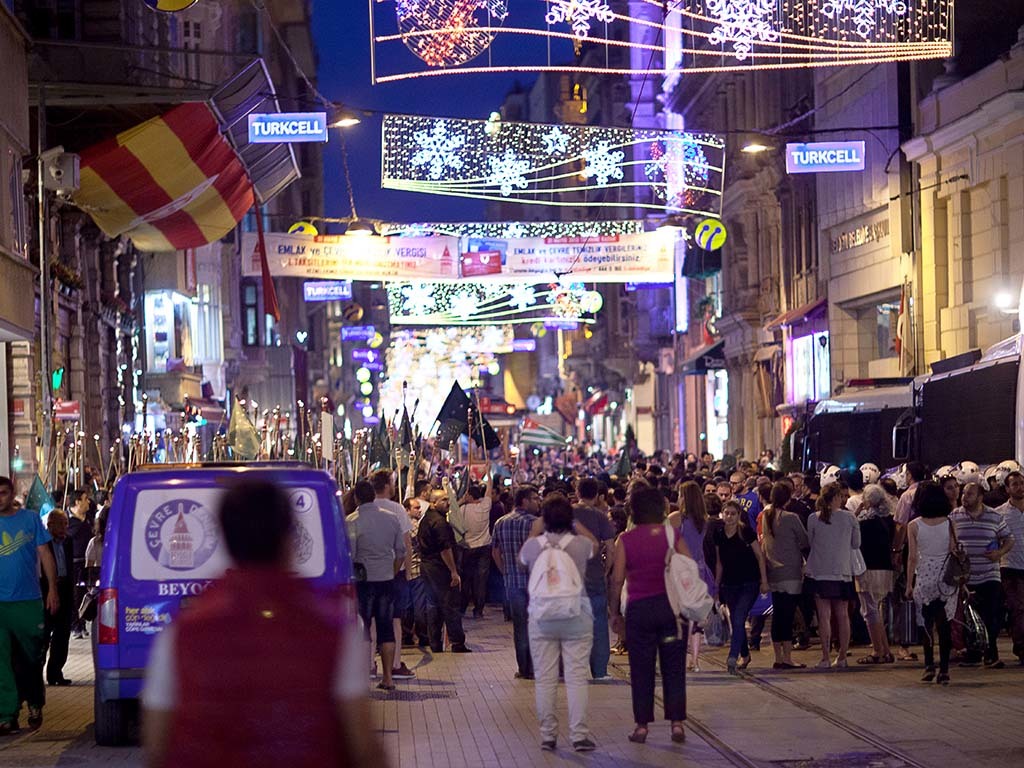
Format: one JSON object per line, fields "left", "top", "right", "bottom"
{"left": 432, "top": 382, "right": 500, "bottom": 450}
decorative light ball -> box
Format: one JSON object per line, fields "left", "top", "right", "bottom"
{"left": 369, "top": 332, "right": 385, "bottom": 349}
{"left": 356, "top": 367, "right": 372, "bottom": 383}
{"left": 395, "top": 0, "right": 506, "bottom": 68}
{"left": 362, "top": 404, "right": 374, "bottom": 418}
{"left": 342, "top": 303, "right": 364, "bottom": 322}
{"left": 487, "top": 361, "right": 501, "bottom": 375}
{"left": 530, "top": 322, "right": 547, "bottom": 338}
{"left": 359, "top": 382, "right": 374, "bottom": 396}
{"left": 580, "top": 290, "right": 604, "bottom": 313}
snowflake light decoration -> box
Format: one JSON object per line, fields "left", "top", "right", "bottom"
{"left": 544, "top": 0, "right": 615, "bottom": 38}
{"left": 541, "top": 126, "right": 571, "bottom": 155}
{"left": 450, "top": 291, "right": 479, "bottom": 319}
{"left": 411, "top": 123, "right": 465, "bottom": 180}
{"left": 487, "top": 149, "right": 531, "bottom": 196}
{"left": 509, "top": 284, "right": 537, "bottom": 311}
{"left": 502, "top": 222, "right": 527, "bottom": 238}
{"left": 706, "top": 0, "right": 779, "bottom": 61}
{"left": 581, "top": 140, "right": 624, "bottom": 187}
{"left": 821, "top": 0, "right": 908, "bottom": 40}
{"left": 645, "top": 135, "right": 711, "bottom": 210}
{"left": 401, "top": 283, "right": 437, "bottom": 315}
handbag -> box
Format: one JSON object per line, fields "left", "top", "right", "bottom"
{"left": 663, "top": 523, "right": 715, "bottom": 628}
{"left": 79, "top": 587, "right": 98, "bottom": 623}
{"left": 703, "top": 604, "right": 726, "bottom": 647}
{"left": 851, "top": 548, "right": 867, "bottom": 577}
{"left": 942, "top": 524, "right": 971, "bottom": 588}
{"left": 889, "top": 595, "right": 918, "bottom": 647}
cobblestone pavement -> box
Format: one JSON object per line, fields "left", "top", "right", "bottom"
{"left": 2, "top": 614, "right": 1024, "bottom": 766}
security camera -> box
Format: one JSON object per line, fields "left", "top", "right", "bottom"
{"left": 43, "top": 151, "right": 80, "bottom": 194}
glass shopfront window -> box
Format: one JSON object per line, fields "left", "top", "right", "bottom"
{"left": 788, "top": 331, "right": 830, "bottom": 405}
{"left": 705, "top": 369, "right": 729, "bottom": 460}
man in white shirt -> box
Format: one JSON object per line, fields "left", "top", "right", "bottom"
{"left": 998, "top": 471, "right": 1024, "bottom": 664}
{"left": 371, "top": 470, "right": 416, "bottom": 679}
{"left": 456, "top": 464, "right": 493, "bottom": 618}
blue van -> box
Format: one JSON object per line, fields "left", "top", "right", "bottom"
{"left": 91, "top": 463, "right": 355, "bottom": 745}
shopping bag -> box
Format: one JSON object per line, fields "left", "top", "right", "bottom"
{"left": 703, "top": 604, "right": 726, "bottom": 647}
{"left": 890, "top": 597, "right": 918, "bottom": 647}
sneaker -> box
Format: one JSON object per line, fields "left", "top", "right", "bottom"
{"left": 726, "top": 656, "right": 738, "bottom": 675}
{"left": 573, "top": 739, "right": 597, "bottom": 752}
{"left": 514, "top": 672, "right": 535, "bottom": 680}
{"left": 832, "top": 657, "right": 848, "bottom": 669}
{"left": 450, "top": 644, "right": 473, "bottom": 653}
{"left": 921, "top": 667, "right": 936, "bottom": 682}
{"left": 591, "top": 674, "right": 615, "bottom": 682}
{"left": 541, "top": 740, "right": 557, "bottom": 752}
{"left": 27, "top": 706, "right": 42, "bottom": 730}
{"left": 984, "top": 659, "right": 1005, "bottom": 670}
{"left": 71, "top": 631, "right": 83, "bottom": 640}
{"left": 958, "top": 660, "right": 982, "bottom": 668}
{"left": 936, "top": 672, "right": 950, "bottom": 685}
{"left": 392, "top": 663, "right": 416, "bottom": 679}
{"left": 814, "top": 659, "right": 832, "bottom": 670}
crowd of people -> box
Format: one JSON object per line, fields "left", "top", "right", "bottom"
{"left": 4, "top": 444, "right": 1024, "bottom": 756}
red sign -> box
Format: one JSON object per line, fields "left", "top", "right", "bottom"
{"left": 54, "top": 400, "right": 82, "bottom": 421}
{"left": 476, "top": 397, "right": 515, "bottom": 415}
{"left": 460, "top": 250, "right": 502, "bottom": 278}
{"left": 11, "top": 399, "right": 25, "bottom": 420}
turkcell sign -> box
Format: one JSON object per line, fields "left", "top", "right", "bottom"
{"left": 544, "top": 319, "right": 579, "bottom": 331}
{"left": 248, "top": 112, "right": 328, "bottom": 144}
{"left": 341, "top": 325, "right": 376, "bottom": 342}
{"left": 351, "top": 349, "right": 379, "bottom": 363}
{"left": 303, "top": 280, "right": 352, "bottom": 302}
{"left": 785, "top": 141, "right": 865, "bottom": 174}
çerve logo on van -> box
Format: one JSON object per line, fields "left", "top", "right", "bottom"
{"left": 145, "top": 500, "right": 219, "bottom": 571}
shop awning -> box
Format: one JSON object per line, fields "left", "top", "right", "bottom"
{"left": 584, "top": 390, "right": 609, "bottom": 414}
{"left": 765, "top": 297, "right": 828, "bottom": 332}
{"left": 679, "top": 340, "right": 726, "bottom": 375}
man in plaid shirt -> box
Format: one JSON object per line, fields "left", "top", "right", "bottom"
{"left": 492, "top": 486, "right": 541, "bottom": 679}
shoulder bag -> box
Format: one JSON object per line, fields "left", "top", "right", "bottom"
{"left": 942, "top": 522, "right": 971, "bottom": 588}
{"left": 663, "top": 523, "right": 714, "bottom": 631}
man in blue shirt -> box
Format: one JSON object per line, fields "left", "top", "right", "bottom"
{"left": 0, "top": 476, "right": 60, "bottom": 734}
{"left": 492, "top": 486, "right": 540, "bottom": 679}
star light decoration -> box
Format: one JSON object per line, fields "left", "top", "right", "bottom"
{"left": 386, "top": 281, "right": 603, "bottom": 326}
{"left": 372, "top": 0, "right": 952, "bottom": 82}
{"left": 382, "top": 114, "right": 725, "bottom": 215}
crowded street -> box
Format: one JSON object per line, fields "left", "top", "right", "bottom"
{"left": 2, "top": 613, "right": 1023, "bottom": 767}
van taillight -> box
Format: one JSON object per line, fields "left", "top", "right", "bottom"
{"left": 98, "top": 588, "right": 118, "bottom": 645}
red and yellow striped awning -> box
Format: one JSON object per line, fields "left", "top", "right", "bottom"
{"left": 76, "top": 102, "right": 253, "bottom": 253}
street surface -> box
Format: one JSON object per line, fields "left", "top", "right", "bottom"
{"left": 2, "top": 614, "right": 1023, "bottom": 767}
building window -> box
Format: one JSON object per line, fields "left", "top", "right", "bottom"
{"left": 8, "top": 153, "right": 27, "bottom": 258}
{"left": 188, "top": 283, "right": 223, "bottom": 364}
{"left": 875, "top": 301, "right": 899, "bottom": 359}
{"left": 243, "top": 282, "right": 259, "bottom": 346}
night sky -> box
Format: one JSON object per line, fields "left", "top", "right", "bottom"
{"left": 311, "top": 0, "right": 549, "bottom": 226}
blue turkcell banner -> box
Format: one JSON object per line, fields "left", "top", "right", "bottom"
{"left": 248, "top": 112, "right": 329, "bottom": 144}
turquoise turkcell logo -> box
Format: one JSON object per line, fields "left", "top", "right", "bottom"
{"left": 693, "top": 218, "right": 727, "bottom": 251}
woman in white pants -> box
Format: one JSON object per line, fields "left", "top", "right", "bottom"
{"left": 519, "top": 493, "right": 598, "bottom": 753}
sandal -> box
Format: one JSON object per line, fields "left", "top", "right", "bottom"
{"left": 880, "top": 654, "right": 895, "bottom": 664}
{"left": 671, "top": 723, "right": 686, "bottom": 743}
{"left": 628, "top": 725, "right": 649, "bottom": 744}
{"left": 737, "top": 656, "right": 751, "bottom": 670}
{"left": 857, "top": 655, "right": 882, "bottom": 664}
{"left": 376, "top": 682, "right": 396, "bottom": 691}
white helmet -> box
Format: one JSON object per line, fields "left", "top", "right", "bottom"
{"left": 820, "top": 465, "right": 842, "bottom": 488}
{"left": 954, "top": 460, "right": 982, "bottom": 486}
{"left": 889, "top": 464, "right": 909, "bottom": 491}
{"left": 859, "top": 463, "right": 881, "bottom": 485}
{"left": 995, "top": 459, "right": 1023, "bottom": 487}
{"left": 934, "top": 465, "right": 956, "bottom": 481}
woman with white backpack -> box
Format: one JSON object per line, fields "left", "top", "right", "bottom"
{"left": 608, "top": 485, "right": 694, "bottom": 745}
{"left": 519, "top": 493, "right": 599, "bottom": 753}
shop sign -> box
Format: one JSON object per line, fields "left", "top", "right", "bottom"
{"left": 830, "top": 218, "right": 889, "bottom": 254}
{"left": 248, "top": 113, "right": 328, "bottom": 144}
{"left": 786, "top": 141, "right": 865, "bottom": 174}
{"left": 341, "top": 325, "right": 376, "bottom": 342}
{"left": 303, "top": 281, "right": 352, "bottom": 302}
{"left": 54, "top": 401, "right": 82, "bottom": 421}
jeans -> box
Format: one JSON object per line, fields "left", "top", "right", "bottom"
{"left": 721, "top": 582, "right": 759, "bottom": 660}
{"left": 588, "top": 593, "right": 610, "bottom": 677}
{"left": 968, "top": 580, "right": 1003, "bottom": 662}
{"left": 921, "top": 598, "right": 952, "bottom": 673}
{"left": 624, "top": 594, "right": 687, "bottom": 724}
{"left": 421, "top": 559, "right": 466, "bottom": 648}
{"left": 507, "top": 586, "right": 533, "bottom": 677}
{"left": 402, "top": 576, "right": 434, "bottom": 645}
{"left": 529, "top": 620, "right": 593, "bottom": 743}
{"left": 770, "top": 592, "right": 799, "bottom": 643}
{"left": 460, "top": 546, "right": 491, "bottom": 614}
{"left": 1001, "top": 568, "right": 1024, "bottom": 659}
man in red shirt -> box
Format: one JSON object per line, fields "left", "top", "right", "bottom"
{"left": 142, "top": 480, "right": 377, "bottom": 768}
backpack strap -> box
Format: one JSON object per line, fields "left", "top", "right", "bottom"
{"left": 663, "top": 522, "right": 675, "bottom": 566}
{"left": 556, "top": 533, "right": 574, "bottom": 550}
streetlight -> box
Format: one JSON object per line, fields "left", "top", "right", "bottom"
{"left": 741, "top": 142, "right": 770, "bottom": 154}
{"left": 994, "top": 290, "right": 1015, "bottom": 312}
{"left": 328, "top": 104, "right": 362, "bottom": 129}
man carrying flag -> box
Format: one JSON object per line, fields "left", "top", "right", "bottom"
{"left": 431, "top": 383, "right": 500, "bottom": 452}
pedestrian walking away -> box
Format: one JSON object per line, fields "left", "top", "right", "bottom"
{"left": 492, "top": 486, "right": 540, "bottom": 679}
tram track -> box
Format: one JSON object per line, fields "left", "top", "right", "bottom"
{"left": 610, "top": 653, "right": 934, "bottom": 768}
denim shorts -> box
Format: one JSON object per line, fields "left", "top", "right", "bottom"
{"left": 357, "top": 579, "right": 396, "bottom": 643}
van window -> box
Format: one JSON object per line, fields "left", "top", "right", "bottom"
{"left": 128, "top": 487, "right": 326, "bottom": 582}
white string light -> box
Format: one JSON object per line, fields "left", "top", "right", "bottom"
{"left": 370, "top": 0, "right": 952, "bottom": 81}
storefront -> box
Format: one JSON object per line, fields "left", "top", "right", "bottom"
{"left": 679, "top": 340, "right": 727, "bottom": 459}
{"left": 767, "top": 297, "right": 830, "bottom": 422}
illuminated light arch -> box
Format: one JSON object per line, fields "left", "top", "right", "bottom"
{"left": 369, "top": 0, "right": 953, "bottom": 81}
{"left": 382, "top": 114, "right": 725, "bottom": 215}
